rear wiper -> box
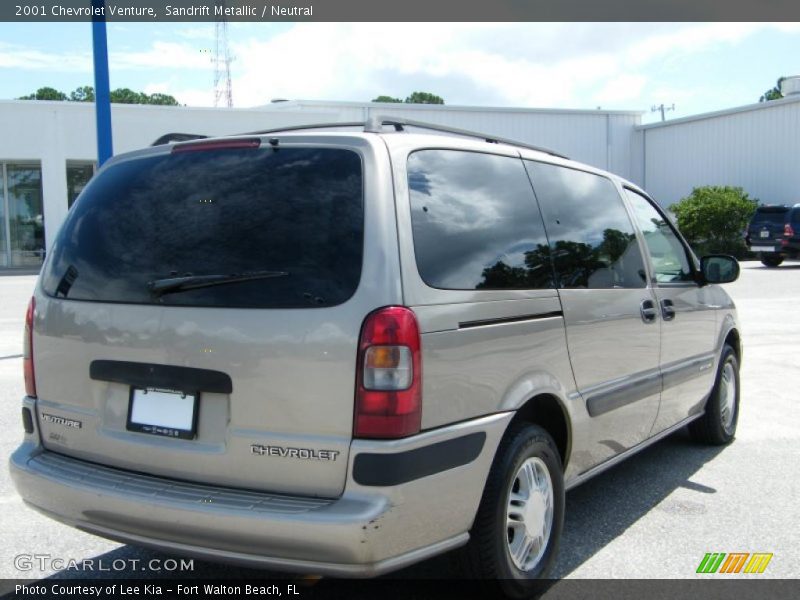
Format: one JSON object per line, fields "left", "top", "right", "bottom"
{"left": 147, "top": 271, "right": 288, "bottom": 296}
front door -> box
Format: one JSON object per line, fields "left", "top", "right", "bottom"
{"left": 623, "top": 188, "right": 718, "bottom": 434}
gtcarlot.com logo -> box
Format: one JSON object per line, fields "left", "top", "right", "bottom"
{"left": 14, "top": 554, "right": 194, "bottom": 573}
{"left": 697, "top": 552, "right": 773, "bottom": 574}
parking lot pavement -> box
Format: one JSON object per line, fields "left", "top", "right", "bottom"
{"left": 1, "top": 263, "right": 799, "bottom": 582}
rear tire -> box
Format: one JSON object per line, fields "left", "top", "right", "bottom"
{"left": 689, "top": 344, "right": 740, "bottom": 445}
{"left": 760, "top": 254, "right": 783, "bottom": 267}
{"left": 463, "top": 422, "right": 564, "bottom": 598}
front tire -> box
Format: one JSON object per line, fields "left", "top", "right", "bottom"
{"left": 689, "top": 344, "right": 740, "bottom": 445}
{"left": 760, "top": 254, "right": 783, "bottom": 267}
{"left": 464, "top": 422, "right": 564, "bottom": 598}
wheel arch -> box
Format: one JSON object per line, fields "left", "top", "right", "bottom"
{"left": 724, "top": 327, "right": 741, "bottom": 362}
{"left": 508, "top": 393, "right": 571, "bottom": 473}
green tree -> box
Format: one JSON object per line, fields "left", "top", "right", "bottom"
{"left": 69, "top": 86, "right": 95, "bottom": 102}
{"left": 109, "top": 88, "right": 148, "bottom": 104}
{"left": 19, "top": 85, "right": 179, "bottom": 106}
{"left": 372, "top": 95, "right": 403, "bottom": 103}
{"left": 146, "top": 93, "right": 180, "bottom": 106}
{"left": 670, "top": 186, "right": 758, "bottom": 257}
{"left": 759, "top": 77, "right": 786, "bottom": 102}
{"left": 18, "top": 87, "right": 68, "bottom": 101}
{"left": 405, "top": 91, "right": 444, "bottom": 105}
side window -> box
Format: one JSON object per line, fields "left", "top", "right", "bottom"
{"left": 624, "top": 189, "right": 694, "bottom": 284}
{"left": 524, "top": 161, "right": 646, "bottom": 289}
{"left": 408, "top": 150, "right": 553, "bottom": 290}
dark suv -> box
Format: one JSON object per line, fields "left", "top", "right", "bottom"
{"left": 746, "top": 205, "right": 800, "bottom": 267}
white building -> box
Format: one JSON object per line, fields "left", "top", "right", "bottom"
{"left": 635, "top": 95, "right": 800, "bottom": 207}
{"left": 1, "top": 93, "right": 799, "bottom": 270}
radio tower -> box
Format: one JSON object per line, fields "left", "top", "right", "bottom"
{"left": 213, "top": 1, "right": 234, "bottom": 107}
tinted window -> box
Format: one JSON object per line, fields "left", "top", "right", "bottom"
{"left": 525, "top": 161, "right": 646, "bottom": 289}
{"left": 751, "top": 207, "right": 789, "bottom": 225}
{"left": 42, "top": 147, "right": 363, "bottom": 308}
{"left": 408, "top": 150, "right": 553, "bottom": 290}
{"left": 791, "top": 209, "right": 800, "bottom": 225}
{"left": 624, "top": 189, "right": 693, "bottom": 284}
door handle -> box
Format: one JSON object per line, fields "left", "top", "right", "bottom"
{"left": 661, "top": 299, "right": 676, "bottom": 321}
{"left": 640, "top": 299, "right": 657, "bottom": 323}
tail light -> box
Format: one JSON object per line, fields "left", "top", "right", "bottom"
{"left": 354, "top": 306, "right": 421, "bottom": 438}
{"left": 23, "top": 297, "right": 36, "bottom": 397}
{"left": 785, "top": 223, "right": 795, "bottom": 237}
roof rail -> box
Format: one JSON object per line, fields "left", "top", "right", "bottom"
{"left": 364, "top": 115, "right": 569, "bottom": 159}
{"left": 151, "top": 133, "right": 208, "bottom": 146}
{"left": 233, "top": 117, "right": 568, "bottom": 159}
{"left": 243, "top": 122, "right": 367, "bottom": 135}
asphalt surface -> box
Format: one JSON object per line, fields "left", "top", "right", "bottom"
{"left": 1, "top": 263, "right": 798, "bottom": 585}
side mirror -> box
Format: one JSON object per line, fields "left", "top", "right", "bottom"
{"left": 700, "top": 255, "right": 740, "bottom": 284}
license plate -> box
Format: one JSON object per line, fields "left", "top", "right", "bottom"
{"left": 751, "top": 246, "right": 774, "bottom": 252}
{"left": 127, "top": 388, "right": 198, "bottom": 439}
{"left": 760, "top": 231, "right": 770, "bottom": 238}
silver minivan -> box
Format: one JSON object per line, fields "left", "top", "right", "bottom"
{"left": 11, "top": 118, "right": 741, "bottom": 597}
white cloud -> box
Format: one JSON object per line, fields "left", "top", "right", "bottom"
{"left": 172, "top": 25, "right": 217, "bottom": 41}
{"left": 111, "top": 41, "right": 212, "bottom": 70}
{"left": 0, "top": 43, "right": 90, "bottom": 72}
{"left": 211, "top": 22, "right": 794, "bottom": 109}
{"left": 594, "top": 74, "right": 649, "bottom": 105}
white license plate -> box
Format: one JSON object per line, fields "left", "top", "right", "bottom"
{"left": 127, "top": 388, "right": 197, "bottom": 439}
{"left": 760, "top": 231, "right": 770, "bottom": 238}
{"left": 751, "top": 246, "right": 774, "bottom": 252}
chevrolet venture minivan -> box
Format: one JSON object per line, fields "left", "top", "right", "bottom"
{"left": 11, "top": 118, "right": 742, "bottom": 597}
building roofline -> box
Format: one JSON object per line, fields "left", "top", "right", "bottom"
{"left": 637, "top": 94, "right": 800, "bottom": 130}
{"left": 263, "top": 99, "right": 645, "bottom": 117}
{"left": 0, "top": 98, "right": 644, "bottom": 117}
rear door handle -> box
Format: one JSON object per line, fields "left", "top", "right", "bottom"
{"left": 661, "top": 299, "right": 676, "bottom": 321}
{"left": 640, "top": 299, "right": 657, "bottom": 323}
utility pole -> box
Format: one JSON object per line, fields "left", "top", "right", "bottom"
{"left": 91, "top": 0, "right": 113, "bottom": 165}
{"left": 651, "top": 103, "right": 675, "bottom": 122}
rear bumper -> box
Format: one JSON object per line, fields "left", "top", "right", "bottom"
{"left": 10, "top": 397, "right": 511, "bottom": 577}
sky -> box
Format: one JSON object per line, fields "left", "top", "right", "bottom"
{"left": 0, "top": 22, "right": 798, "bottom": 123}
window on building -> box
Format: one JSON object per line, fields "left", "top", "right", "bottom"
{"left": 525, "top": 161, "right": 646, "bottom": 289}
{"left": 67, "top": 162, "right": 96, "bottom": 208}
{"left": 408, "top": 149, "right": 553, "bottom": 290}
{"left": 1, "top": 163, "right": 45, "bottom": 268}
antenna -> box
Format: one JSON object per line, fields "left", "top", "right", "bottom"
{"left": 213, "top": 0, "right": 234, "bottom": 108}
{"left": 651, "top": 103, "right": 675, "bottom": 122}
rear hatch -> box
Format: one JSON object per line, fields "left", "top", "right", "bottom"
{"left": 32, "top": 136, "right": 394, "bottom": 497}
{"left": 748, "top": 206, "right": 789, "bottom": 246}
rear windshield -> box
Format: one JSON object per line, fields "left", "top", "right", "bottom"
{"left": 42, "top": 146, "right": 364, "bottom": 308}
{"left": 750, "top": 207, "right": 789, "bottom": 224}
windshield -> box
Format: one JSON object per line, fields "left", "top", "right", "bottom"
{"left": 42, "top": 146, "right": 364, "bottom": 308}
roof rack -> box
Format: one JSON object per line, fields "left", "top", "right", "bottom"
{"left": 151, "top": 133, "right": 208, "bottom": 146}
{"left": 175, "top": 117, "right": 569, "bottom": 159}
{"left": 364, "top": 115, "right": 569, "bottom": 159}
{"left": 244, "top": 122, "right": 367, "bottom": 135}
